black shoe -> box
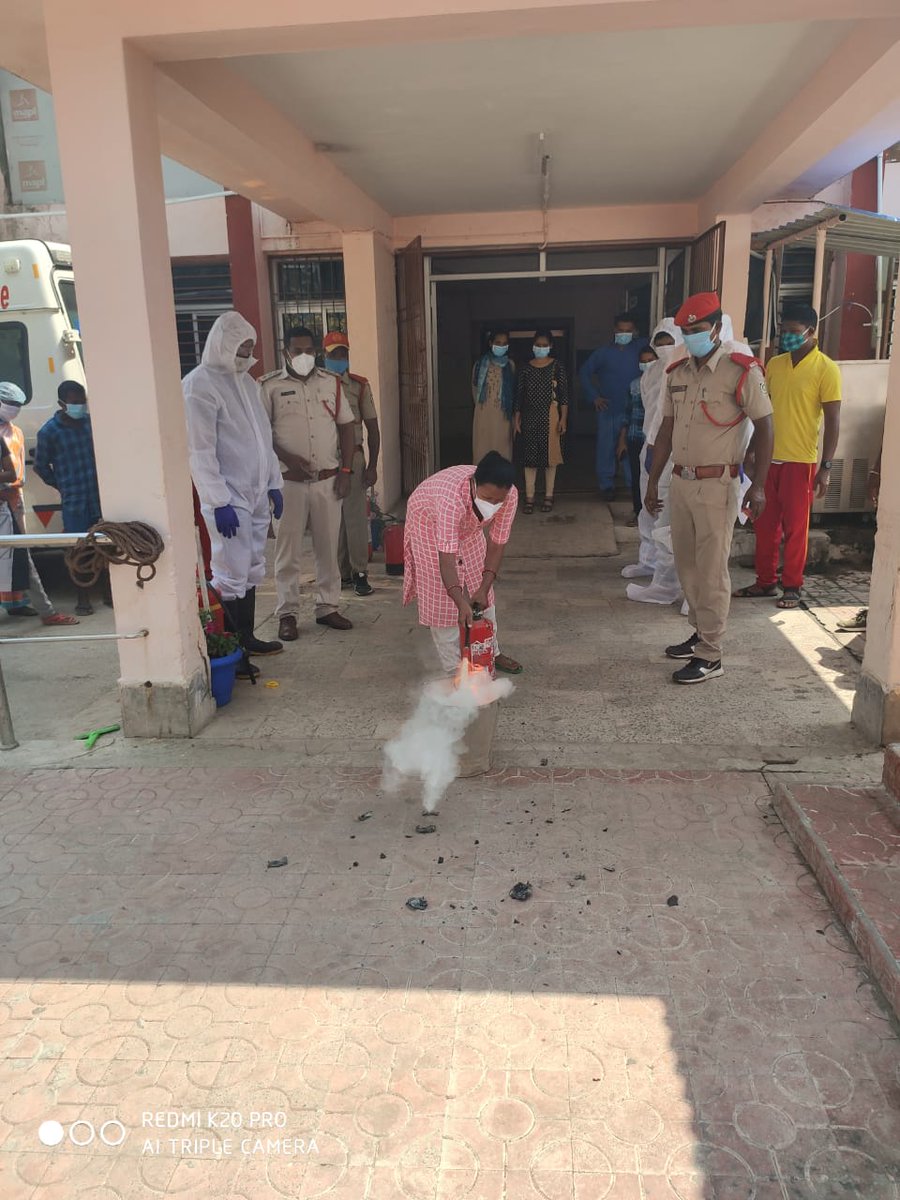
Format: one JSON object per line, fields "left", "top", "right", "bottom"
{"left": 341, "top": 577, "right": 354, "bottom": 591}
{"left": 353, "top": 573, "right": 374, "bottom": 597}
{"left": 665, "top": 632, "right": 700, "bottom": 660}
{"left": 6, "top": 605, "right": 38, "bottom": 618}
{"left": 238, "top": 589, "right": 283, "bottom": 655}
{"left": 672, "top": 657, "right": 724, "bottom": 684}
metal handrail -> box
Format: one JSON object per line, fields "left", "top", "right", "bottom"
{"left": 0, "top": 532, "right": 112, "bottom": 549}
{"left": 0, "top": 530, "right": 146, "bottom": 749}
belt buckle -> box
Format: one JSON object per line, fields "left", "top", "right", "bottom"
{"left": 680, "top": 466, "right": 697, "bottom": 481}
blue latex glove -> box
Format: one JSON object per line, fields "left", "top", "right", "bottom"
{"left": 214, "top": 504, "right": 240, "bottom": 539}
{"left": 268, "top": 489, "right": 284, "bottom": 520}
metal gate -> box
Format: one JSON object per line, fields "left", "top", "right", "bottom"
{"left": 689, "top": 222, "right": 726, "bottom": 297}
{"left": 396, "top": 236, "right": 431, "bottom": 493}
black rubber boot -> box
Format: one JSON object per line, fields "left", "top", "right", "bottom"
{"left": 221, "top": 598, "right": 259, "bottom": 684}
{"left": 239, "top": 589, "right": 283, "bottom": 656}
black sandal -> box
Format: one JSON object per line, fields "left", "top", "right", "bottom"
{"left": 733, "top": 583, "right": 778, "bottom": 599}
{"left": 777, "top": 588, "right": 803, "bottom": 610}
{"left": 541, "top": 497, "right": 554, "bottom": 513}
{"left": 523, "top": 500, "right": 535, "bottom": 515}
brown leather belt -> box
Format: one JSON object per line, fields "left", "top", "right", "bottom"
{"left": 316, "top": 468, "right": 339, "bottom": 481}
{"left": 673, "top": 464, "right": 740, "bottom": 480}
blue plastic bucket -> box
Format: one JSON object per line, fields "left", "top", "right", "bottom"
{"left": 209, "top": 647, "right": 243, "bottom": 707}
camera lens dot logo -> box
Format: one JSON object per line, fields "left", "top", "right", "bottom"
{"left": 38, "top": 1121, "right": 65, "bottom": 1147}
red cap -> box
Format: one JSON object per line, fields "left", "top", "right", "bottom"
{"left": 323, "top": 331, "right": 350, "bottom": 350}
{"left": 674, "top": 292, "right": 721, "bottom": 327}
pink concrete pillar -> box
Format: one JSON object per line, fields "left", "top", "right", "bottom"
{"left": 44, "top": 19, "right": 214, "bottom": 736}
{"left": 342, "top": 231, "right": 401, "bottom": 509}
{"left": 716, "top": 214, "right": 753, "bottom": 342}
{"left": 225, "top": 196, "right": 276, "bottom": 375}
{"left": 853, "top": 311, "right": 900, "bottom": 743}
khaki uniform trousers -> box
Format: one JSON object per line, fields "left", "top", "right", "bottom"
{"left": 274, "top": 478, "right": 342, "bottom": 620}
{"left": 338, "top": 449, "right": 369, "bottom": 579}
{"left": 670, "top": 473, "right": 740, "bottom": 662}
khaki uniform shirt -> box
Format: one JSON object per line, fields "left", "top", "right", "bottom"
{"left": 260, "top": 367, "right": 354, "bottom": 473}
{"left": 340, "top": 373, "right": 378, "bottom": 448}
{"left": 663, "top": 347, "right": 772, "bottom": 468}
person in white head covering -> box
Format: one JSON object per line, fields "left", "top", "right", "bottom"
{"left": 621, "top": 319, "right": 683, "bottom": 590}
{"left": 183, "top": 311, "right": 285, "bottom": 677}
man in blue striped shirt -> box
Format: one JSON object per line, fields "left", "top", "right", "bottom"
{"left": 34, "top": 381, "right": 105, "bottom": 614}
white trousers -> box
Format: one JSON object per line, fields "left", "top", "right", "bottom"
{"left": 430, "top": 605, "right": 499, "bottom": 674}
{"left": 202, "top": 494, "right": 270, "bottom": 602}
{"left": 648, "top": 461, "right": 681, "bottom": 597}
{"left": 274, "top": 478, "right": 342, "bottom": 619}
{"left": 635, "top": 461, "right": 658, "bottom": 571}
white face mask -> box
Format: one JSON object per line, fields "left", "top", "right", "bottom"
{"left": 0, "top": 402, "right": 22, "bottom": 423}
{"left": 235, "top": 354, "right": 256, "bottom": 374}
{"left": 474, "top": 496, "right": 503, "bottom": 521}
{"left": 290, "top": 352, "right": 317, "bottom": 376}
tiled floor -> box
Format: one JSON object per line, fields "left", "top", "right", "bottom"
{"left": 1, "top": 766, "right": 898, "bottom": 1199}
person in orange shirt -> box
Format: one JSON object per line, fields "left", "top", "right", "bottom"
{"left": 735, "top": 303, "right": 841, "bottom": 610}
{"left": 0, "top": 382, "right": 78, "bottom": 625}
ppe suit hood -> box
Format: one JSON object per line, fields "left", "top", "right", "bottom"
{"left": 0, "top": 382, "right": 26, "bottom": 408}
{"left": 719, "top": 313, "right": 753, "bottom": 358}
{"left": 201, "top": 311, "right": 258, "bottom": 373}
{"left": 650, "top": 317, "right": 684, "bottom": 354}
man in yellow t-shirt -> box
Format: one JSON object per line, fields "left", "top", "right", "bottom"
{"left": 735, "top": 303, "right": 841, "bottom": 609}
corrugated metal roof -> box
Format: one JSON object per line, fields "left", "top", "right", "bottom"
{"left": 752, "top": 205, "right": 900, "bottom": 258}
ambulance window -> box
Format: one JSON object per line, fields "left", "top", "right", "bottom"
{"left": 57, "top": 279, "right": 80, "bottom": 332}
{"left": 0, "top": 323, "right": 31, "bottom": 403}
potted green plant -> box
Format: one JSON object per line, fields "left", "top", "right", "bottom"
{"left": 201, "top": 609, "right": 242, "bottom": 707}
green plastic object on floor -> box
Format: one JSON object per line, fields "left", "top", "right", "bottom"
{"left": 75, "top": 724, "right": 121, "bottom": 750}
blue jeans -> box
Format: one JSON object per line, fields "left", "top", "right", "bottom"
{"left": 595, "top": 403, "right": 632, "bottom": 490}
{"left": 62, "top": 505, "right": 101, "bottom": 535}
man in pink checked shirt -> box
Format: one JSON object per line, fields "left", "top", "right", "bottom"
{"left": 403, "top": 452, "right": 523, "bottom": 675}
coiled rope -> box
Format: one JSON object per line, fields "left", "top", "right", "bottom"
{"left": 65, "top": 521, "right": 165, "bottom": 590}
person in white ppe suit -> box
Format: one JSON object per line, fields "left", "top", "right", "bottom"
{"left": 183, "top": 311, "right": 284, "bottom": 678}
{"left": 625, "top": 319, "right": 684, "bottom": 603}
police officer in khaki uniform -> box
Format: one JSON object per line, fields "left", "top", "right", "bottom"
{"left": 646, "top": 292, "right": 774, "bottom": 684}
{"left": 321, "top": 331, "right": 381, "bottom": 597}
{"left": 260, "top": 326, "right": 357, "bottom": 641}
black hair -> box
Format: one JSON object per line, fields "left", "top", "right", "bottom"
{"left": 614, "top": 312, "right": 639, "bottom": 329}
{"left": 782, "top": 302, "right": 818, "bottom": 328}
{"left": 639, "top": 346, "right": 658, "bottom": 359}
{"left": 285, "top": 326, "right": 316, "bottom": 346}
{"left": 532, "top": 327, "right": 554, "bottom": 344}
{"left": 705, "top": 309, "right": 723, "bottom": 328}
{"left": 486, "top": 328, "right": 510, "bottom": 345}
{"left": 474, "top": 451, "right": 516, "bottom": 490}
{"left": 58, "top": 380, "right": 86, "bottom": 402}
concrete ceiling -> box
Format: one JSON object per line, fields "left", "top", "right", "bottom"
{"left": 233, "top": 21, "right": 851, "bottom": 216}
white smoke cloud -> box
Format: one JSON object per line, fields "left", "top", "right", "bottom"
{"left": 383, "top": 669, "right": 514, "bottom": 813}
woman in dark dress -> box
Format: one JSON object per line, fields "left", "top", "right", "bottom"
{"left": 513, "top": 329, "right": 569, "bottom": 513}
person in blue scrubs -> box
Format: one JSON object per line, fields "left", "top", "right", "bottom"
{"left": 579, "top": 313, "right": 647, "bottom": 499}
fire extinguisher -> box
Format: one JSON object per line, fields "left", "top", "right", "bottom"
{"left": 460, "top": 606, "right": 495, "bottom": 676}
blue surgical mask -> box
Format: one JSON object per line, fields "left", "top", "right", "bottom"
{"left": 324, "top": 356, "right": 349, "bottom": 375}
{"left": 532, "top": 345, "right": 550, "bottom": 359}
{"left": 780, "top": 331, "right": 808, "bottom": 353}
{"left": 65, "top": 403, "right": 88, "bottom": 420}
{"left": 491, "top": 344, "right": 509, "bottom": 358}
{"left": 615, "top": 332, "right": 634, "bottom": 346}
{"left": 639, "top": 361, "right": 654, "bottom": 374}
{"left": 682, "top": 330, "right": 718, "bottom": 359}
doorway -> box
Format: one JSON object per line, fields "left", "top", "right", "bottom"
{"left": 431, "top": 257, "right": 674, "bottom": 492}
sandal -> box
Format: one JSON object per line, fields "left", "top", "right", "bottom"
{"left": 777, "top": 588, "right": 803, "bottom": 610}
{"left": 523, "top": 500, "right": 535, "bottom": 515}
{"left": 540, "top": 497, "right": 554, "bottom": 513}
{"left": 495, "top": 654, "right": 523, "bottom": 675}
{"left": 41, "top": 612, "right": 80, "bottom": 626}
{"left": 733, "top": 583, "right": 778, "bottom": 599}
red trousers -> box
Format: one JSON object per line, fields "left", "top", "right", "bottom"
{"left": 754, "top": 462, "right": 816, "bottom": 590}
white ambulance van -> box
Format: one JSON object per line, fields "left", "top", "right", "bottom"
{"left": 0, "top": 239, "right": 85, "bottom": 533}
